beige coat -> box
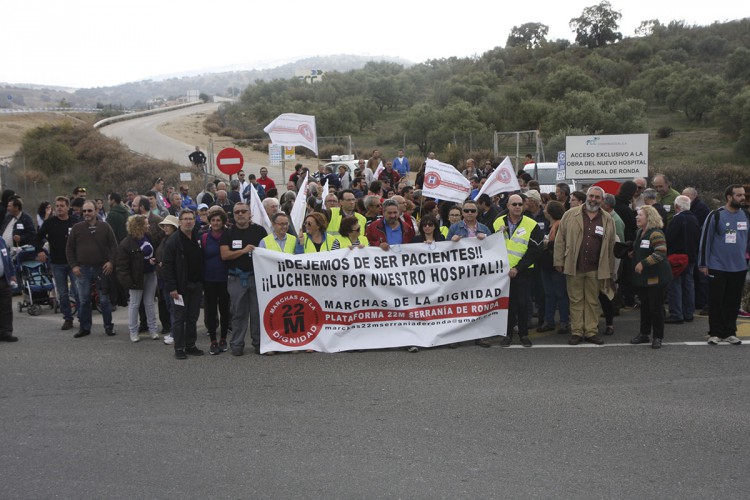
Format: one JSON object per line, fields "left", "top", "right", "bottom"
{"left": 553, "top": 205, "right": 616, "bottom": 282}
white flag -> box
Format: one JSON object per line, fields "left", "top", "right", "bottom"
{"left": 290, "top": 173, "right": 309, "bottom": 234}
{"left": 421, "top": 159, "right": 471, "bottom": 203}
{"left": 320, "top": 179, "right": 330, "bottom": 209}
{"left": 248, "top": 183, "right": 273, "bottom": 233}
{"left": 474, "top": 156, "right": 520, "bottom": 199}
{"left": 263, "top": 113, "right": 318, "bottom": 156}
{"left": 373, "top": 160, "right": 384, "bottom": 180}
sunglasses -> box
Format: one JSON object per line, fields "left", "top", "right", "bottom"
{"left": 463, "top": 209, "right": 477, "bottom": 213}
{"left": 422, "top": 222, "right": 435, "bottom": 227}
{"left": 509, "top": 203, "right": 524, "bottom": 207}
{"left": 234, "top": 209, "right": 249, "bottom": 214}
{"left": 82, "top": 209, "right": 95, "bottom": 213}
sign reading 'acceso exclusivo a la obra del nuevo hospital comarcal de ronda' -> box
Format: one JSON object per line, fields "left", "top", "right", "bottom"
{"left": 565, "top": 133, "right": 649, "bottom": 180}
{"left": 252, "top": 233, "right": 511, "bottom": 353}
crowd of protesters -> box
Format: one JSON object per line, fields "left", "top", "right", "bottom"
{"left": 1, "top": 150, "right": 749, "bottom": 356}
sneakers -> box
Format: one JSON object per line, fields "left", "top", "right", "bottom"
{"left": 500, "top": 336, "right": 512, "bottom": 347}
{"left": 162, "top": 334, "right": 174, "bottom": 345}
{"left": 738, "top": 310, "right": 750, "bottom": 318}
{"left": 707, "top": 336, "right": 721, "bottom": 345}
{"left": 219, "top": 339, "right": 228, "bottom": 352}
{"left": 185, "top": 346, "right": 204, "bottom": 356}
{"left": 104, "top": 326, "right": 116, "bottom": 336}
{"left": 520, "top": 336, "right": 532, "bottom": 347}
{"left": 209, "top": 342, "right": 220, "bottom": 355}
{"left": 725, "top": 335, "right": 743, "bottom": 345}
{"left": 175, "top": 350, "right": 187, "bottom": 360}
{"left": 61, "top": 319, "right": 74, "bottom": 331}
{"left": 150, "top": 332, "right": 160, "bottom": 340}
{"left": 130, "top": 333, "right": 140, "bottom": 343}
{"left": 73, "top": 329, "right": 90, "bottom": 339}
{"left": 630, "top": 335, "right": 650, "bottom": 344}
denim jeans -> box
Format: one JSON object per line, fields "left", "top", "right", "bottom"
{"left": 667, "top": 268, "right": 695, "bottom": 321}
{"left": 51, "top": 263, "right": 79, "bottom": 321}
{"left": 75, "top": 265, "right": 112, "bottom": 332}
{"left": 128, "top": 273, "right": 158, "bottom": 335}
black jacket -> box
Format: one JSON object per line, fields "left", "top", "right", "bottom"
{"left": 1, "top": 211, "right": 36, "bottom": 247}
{"left": 666, "top": 210, "right": 701, "bottom": 264}
{"left": 161, "top": 230, "right": 203, "bottom": 295}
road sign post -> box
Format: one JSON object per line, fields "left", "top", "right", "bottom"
{"left": 216, "top": 147, "right": 244, "bottom": 177}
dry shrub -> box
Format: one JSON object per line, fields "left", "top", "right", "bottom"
{"left": 74, "top": 130, "right": 128, "bottom": 165}
{"left": 16, "top": 169, "right": 48, "bottom": 184}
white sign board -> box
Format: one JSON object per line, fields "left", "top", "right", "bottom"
{"left": 269, "top": 144, "right": 283, "bottom": 167}
{"left": 179, "top": 172, "right": 192, "bottom": 182}
{"left": 565, "top": 134, "right": 648, "bottom": 179}
{"left": 284, "top": 146, "right": 296, "bottom": 160}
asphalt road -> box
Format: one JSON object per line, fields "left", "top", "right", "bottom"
{"left": 99, "top": 103, "right": 220, "bottom": 165}
{"left": 3, "top": 297, "right": 750, "bottom": 499}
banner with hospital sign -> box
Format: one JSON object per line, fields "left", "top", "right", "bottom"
{"left": 253, "top": 233, "right": 510, "bottom": 353}
{"left": 422, "top": 159, "right": 471, "bottom": 203}
{"left": 263, "top": 113, "right": 318, "bottom": 155}
{"left": 565, "top": 133, "right": 649, "bottom": 179}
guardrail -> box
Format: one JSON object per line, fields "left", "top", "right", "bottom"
{"left": 93, "top": 101, "right": 209, "bottom": 129}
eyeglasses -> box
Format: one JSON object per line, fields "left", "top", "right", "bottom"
{"left": 82, "top": 209, "right": 95, "bottom": 213}
{"left": 509, "top": 203, "right": 524, "bottom": 207}
{"left": 463, "top": 209, "right": 477, "bottom": 213}
{"left": 234, "top": 209, "right": 249, "bottom": 214}
{"left": 422, "top": 222, "right": 435, "bottom": 227}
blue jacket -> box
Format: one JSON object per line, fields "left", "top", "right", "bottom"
{"left": 447, "top": 220, "right": 491, "bottom": 239}
{"left": 393, "top": 156, "right": 410, "bottom": 177}
{"left": 698, "top": 207, "right": 750, "bottom": 272}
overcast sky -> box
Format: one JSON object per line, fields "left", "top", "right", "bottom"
{"left": 4, "top": 0, "right": 747, "bottom": 89}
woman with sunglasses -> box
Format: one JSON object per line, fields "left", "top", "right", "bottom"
{"left": 296, "top": 212, "right": 335, "bottom": 253}
{"left": 413, "top": 215, "right": 445, "bottom": 244}
{"left": 331, "top": 216, "right": 369, "bottom": 250}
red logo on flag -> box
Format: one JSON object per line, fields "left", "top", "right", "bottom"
{"left": 298, "top": 124, "right": 314, "bottom": 142}
{"left": 497, "top": 168, "right": 512, "bottom": 184}
{"left": 424, "top": 172, "right": 441, "bottom": 189}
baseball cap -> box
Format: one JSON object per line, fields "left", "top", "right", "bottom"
{"left": 197, "top": 203, "right": 209, "bottom": 210}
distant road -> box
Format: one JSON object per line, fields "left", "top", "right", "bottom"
{"left": 99, "top": 102, "right": 220, "bottom": 165}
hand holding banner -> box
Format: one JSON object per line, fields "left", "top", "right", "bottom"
{"left": 422, "top": 159, "right": 471, "bottom": 203}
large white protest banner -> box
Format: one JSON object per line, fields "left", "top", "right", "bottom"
{"left": 263, "top": 113, "right": 318, "bottom": 155}
{"left": 422, "top": 159, "right": 471, "bottom": 203}
{"left": 253, "top": 233, "right": 510, "bottom": 353}
{"left": 474, "top": 156, "right": 520, "bottom": 199}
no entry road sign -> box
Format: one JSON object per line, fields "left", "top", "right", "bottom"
{"left": 216, "top": 147, "right": 244, "bottom": 175}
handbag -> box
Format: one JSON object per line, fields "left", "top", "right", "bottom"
{"left": 667, "top": 253, "right": 689, "bottom": 277}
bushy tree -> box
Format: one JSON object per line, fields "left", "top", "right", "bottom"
{"left": 507, "top": 23, "right": 549, "bottom": 49}
{"left": 570, "top": 1, "right": 622, "bottom": 49}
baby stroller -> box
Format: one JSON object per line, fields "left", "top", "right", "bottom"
{"left": 14, "top": 245, "right": 56, "bottom": 316}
